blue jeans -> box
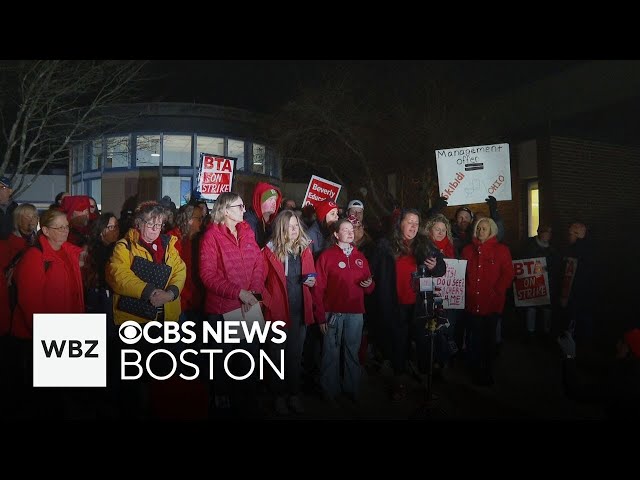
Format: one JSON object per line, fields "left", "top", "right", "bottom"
{"left": 320, "top": 313, "right": 364, "bottom": 399}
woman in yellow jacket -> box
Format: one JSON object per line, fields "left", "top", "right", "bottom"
{"left": 107, "top": 200, "right": 186, "bottom": 418}
{"left": 108, "top": 201, "right": 186, "bottom": 326}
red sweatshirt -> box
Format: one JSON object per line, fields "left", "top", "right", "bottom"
{"left": 312, "top": 244, "right": 375, "bottom": 324}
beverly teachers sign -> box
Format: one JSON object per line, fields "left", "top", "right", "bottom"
{"left": 435, "top": 143, "right": 512, "bottom": 206}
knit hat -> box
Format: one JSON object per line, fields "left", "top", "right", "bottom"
{"left": 261, "top": 188, "right": 279, "bottom": 205}
{"left": 0, "top": 176, "right": 11, "bottom": 188}
{"left": 315, "top": 200, "right": 338, "bottom": 223}
{"left": 347, "top": 199, "right": 364, "bottom": 211}
{"left": 624, "top": 328, "right": 640, "bottom": 358}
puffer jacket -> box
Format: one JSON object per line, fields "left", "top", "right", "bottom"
{"left": 461, "top": 236, "right": 514, "bottom": 316}
{"left": 107, "top": 228, "right": 186, "bottom": 325}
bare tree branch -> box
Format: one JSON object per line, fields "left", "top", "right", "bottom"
{"left": 0, "top": 60, "right": 148, "bottom": 198}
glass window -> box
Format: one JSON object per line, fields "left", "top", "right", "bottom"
{"left": 106, "top": 136, "right": 130, "bottom": 168}
{"left": 252, "top": 143, "right": 265, "bottom": 174}
{"left": 136, "top": 135, "right": 161, "bottom": 167}
{"left": 91, "top": 179, "right": 101, "bottom": 205}
{"left": 72, "top": 144, "right": 83, "bottom": 174}
{"left": 228, "top": 139, "right": 245, "bottom": 171}
{"left": 528, "top": 181, "right": 539, "bottom": 237}
{"left": 197, "top": 136, "right": 224, "bottom": 158}
{"left": 91, "top": 139, "right": 103, "bottom": 171}
{"left": 162, "top": 176, "right": 192, "bottom": 207}
{"left": 163, "top": 135, "right": 192, "bottom": 167}
{"left": 72, "top": 181, "right": 83, "bottom": 195}
{"left": 265, "top": 147, "right": 277, "bottom": 177}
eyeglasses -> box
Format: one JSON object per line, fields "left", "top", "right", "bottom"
{"left": 228, "top": 204, "right": 245, "bottom": 211}
{"left": 105, "top": 224, "right": 119, "bottom": 231}
{"left": 144, "top": 222, "right": 165, "bottom": 230}
{"left": 49, "top": 225, "right": 70, "bottom": 231}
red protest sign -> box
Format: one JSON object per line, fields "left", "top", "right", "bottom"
{"left": 302, "top": 175, "right": 342, "bottom": 208}
{"left": 196, "top": 153, "right": 235, "bottom": 201}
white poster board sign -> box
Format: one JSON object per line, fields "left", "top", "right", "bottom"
{"left": 433, "top": 259, "right": 467, "bottom": 309}
{"left": 435, "top": 143, "right": 512, "bottom": 206}
{"left": 513, "top": 257, "right": 550, "bottom": 307}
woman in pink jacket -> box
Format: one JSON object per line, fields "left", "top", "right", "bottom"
{"left": 461, "top": 217, "right": 514, "bottom": 386}
{"left": 199, "top": 192, "right": 264, "bottom": 417}
{"left": 262, "top": 210, "right": 316, "bottom": 415}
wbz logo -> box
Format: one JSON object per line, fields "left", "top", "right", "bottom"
{"left": 33, "top": 314, "right": 107, "bottom": 387}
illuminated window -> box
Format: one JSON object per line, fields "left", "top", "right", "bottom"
{"left": 163, "top": 135, "right": 192, "bottom": 167}
{"left": 106, "top": 136, "right": 130, "bottom": 168}
{"left": 252, "top": 143, "right": 265, "bottom": 174}
{"left": 528, "top": 181, "right": 539, "bottom": 237}
{"left": 136, "top": 135, "right": 161, "bottom": 167}
{"left": 228, "top": 139, "right": 245, "bottom": 171}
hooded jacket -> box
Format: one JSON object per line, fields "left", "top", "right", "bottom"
{"left": 244, "top": 182, "right": 282, "bottom": 248}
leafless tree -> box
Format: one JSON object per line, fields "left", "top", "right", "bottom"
{"left": 0, "top": 60, "right": 147, "bottom": 197}
{"left": 265, "top": 62, "right": 496, "bottom": 225}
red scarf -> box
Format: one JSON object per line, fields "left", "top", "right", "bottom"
{"left": 433, "top": 237, "right": 454, "bottom": 259}
{"left": 139, "top": 234, "right": 165, "bottom": 264}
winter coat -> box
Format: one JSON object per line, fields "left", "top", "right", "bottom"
{"left": 107, "top": 228, "right": 186, "bottom": 325}
{"left": 262, "top": 243, "right": 315, "bottom": 327}
{"left": 199, "top": 221, "right": 264, "bottom": 315}
{"left": 461, "top": 236, "right": 514, "bottom": 316}
{"left": 11, "top": 235, "right": 85, "bottom": 339}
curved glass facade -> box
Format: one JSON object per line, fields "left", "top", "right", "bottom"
{"left": 70, "top": 103, "right": 280, "bottom": 214}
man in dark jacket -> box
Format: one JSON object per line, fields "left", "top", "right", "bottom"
{"left": 244, "top": 182, "right": 282, "bottom": 248}
{"left": 0, "top": 176, "right": 18, "bottom": 240}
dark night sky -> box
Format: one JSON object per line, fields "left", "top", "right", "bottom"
{"left": 143, "top": 60, "right": 585, "bottom": 113}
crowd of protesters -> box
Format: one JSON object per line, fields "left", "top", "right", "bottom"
{"left": 0, "top": 173, "right": 625, "bottom": 420}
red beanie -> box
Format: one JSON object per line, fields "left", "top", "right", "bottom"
{"left": 624, "top": 328, "right": 640, "bottom": 358}
{"left": 314, "top": 200, "right": 338, "bottom": 223}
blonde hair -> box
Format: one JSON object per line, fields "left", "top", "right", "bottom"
{"left": 212, "top": 192, "right": 243, "bottom": 224}
{"left": 473, "top": 217, "right": 499, "bottom": 240}
{"left": 13, "top": 203, "right": 38, "bottom": 229}
{"left": 422, "top": 214, "right": 453, "bottom": 245}
{"left": 270, "top": 210, "right": 310, "bottom": 261}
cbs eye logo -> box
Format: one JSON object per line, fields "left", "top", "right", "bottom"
{"left": 119, "top": 321, "right": 143, "bottom": 345}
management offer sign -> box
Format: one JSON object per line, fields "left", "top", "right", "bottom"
{"left": 435, "top": 143, "right": 511, "bottom": 206}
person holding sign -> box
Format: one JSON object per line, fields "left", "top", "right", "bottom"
{"left": 423, "top": 214, "right": 460, "bottom": 373}
{"left": 461, "top": 217, "right": 514, "bottom": 387}
{"left": 307, "top": 199, "right": 340, "bottom": 259}
{"left": 519, "top": 224, "right": 560, "bottom": 343}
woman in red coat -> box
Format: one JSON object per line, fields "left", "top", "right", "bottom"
{"left": 262, "top": 210, "right": 316, "bottom": 415}
{"left": 461, "top": 217, "right": 514, "bottom": 386}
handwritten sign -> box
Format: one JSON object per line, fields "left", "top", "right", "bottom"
{"left": 302, "top": 175, "right": 342, "bottom": 209}
{"left": 196, "top": 153, "right": 236, "bottom": 202}
{"left": 513, "top": 257, "right": 550, "bottom": 307}
{"left": 435, "top": 143, "right": 512, "bottom": 206}
{"left": 433, "top": 259, "right": 467, "bottom": 309}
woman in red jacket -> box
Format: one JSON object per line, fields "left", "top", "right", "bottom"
{"left": 461, "top": 217, "right": 514, "bottom": 386}
{"left": 262, "top": 210, "right": 316, "bottom": 415}
{"left": 11, "top": 208, "right": 85, "bottom": 417}
{"left": 313, "top": 218, "right": 375, "bottom": 404}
